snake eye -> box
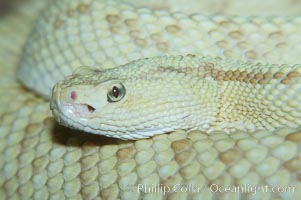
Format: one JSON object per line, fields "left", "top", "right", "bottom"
{"left": 107, "top": 83, "right": 126, "bottom": 102}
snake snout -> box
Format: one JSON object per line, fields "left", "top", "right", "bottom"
{"left": 50, "top": 82, "right": 61, "bottom": 111}
{"left": 68, "top": 90, "right": 96, "bottom": 113}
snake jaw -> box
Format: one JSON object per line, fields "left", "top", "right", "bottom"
{"left": 62, "top": 103, "right": 95, "bottom": 117}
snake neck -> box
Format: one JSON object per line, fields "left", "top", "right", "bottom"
{"left": 211, "top": 78, "right": 301, "bottom": 133}
{"left": 212, "top": 81, "right": 263, "bottom": 132}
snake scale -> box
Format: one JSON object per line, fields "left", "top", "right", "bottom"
{"left": 1, "top": 0, "right": 301, "bottom": 199}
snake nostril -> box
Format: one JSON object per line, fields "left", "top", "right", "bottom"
{"left": 70, "top": 91, "right": 77, "bottom": 100}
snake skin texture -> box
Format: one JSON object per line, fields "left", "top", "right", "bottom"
{"left": 1, "top": 0, "right": 301, "bottom": 199}
{"left": 50, "top": 55, "right": 301, "bottom": 139}
{"left": 18, "top": 0, "right": 301, "bottom": 98}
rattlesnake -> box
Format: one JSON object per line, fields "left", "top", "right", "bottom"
{"left": 1, "top": 0, "right": 301, "bottom": 199}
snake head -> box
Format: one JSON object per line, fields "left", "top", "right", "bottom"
{"left": 50, "top": 56, "right": 219, "bottom": 140}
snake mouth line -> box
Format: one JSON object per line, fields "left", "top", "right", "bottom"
{"left": 51, "top": 103, "right": 94, "bottom": 130}
{"left": 53, "top": 101, "right": 96, "bottom": 121}
{"left": 86, "top": 104, "right": 96, "bottom": 113}
{"left": 64, "top": 103, "right": 96, "bottom": 117}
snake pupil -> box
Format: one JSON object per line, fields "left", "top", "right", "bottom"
{"left": 112, "top": 86, "right": 119, "bottom": 98}
{"left": 107, "top": 83, "right": 125, "bottom": 102}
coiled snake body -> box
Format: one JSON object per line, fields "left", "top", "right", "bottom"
{"left": 1, "top": 0, "right": 301, "bottom": 199}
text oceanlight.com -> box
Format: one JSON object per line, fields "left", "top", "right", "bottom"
{"left": 137, "top": 184, "right": 295, "bottom": 196}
